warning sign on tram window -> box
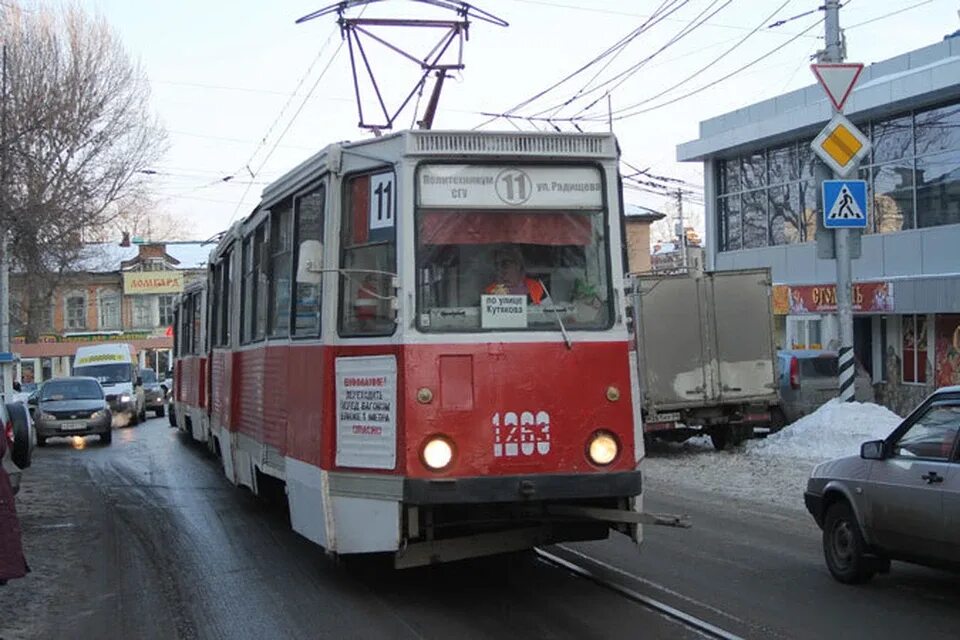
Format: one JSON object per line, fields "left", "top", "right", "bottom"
{"left": 335, "top": 356, "right": 397, "bottom": 470}
{"left": 481, "top": 294, "right": 527, "bottom": 329}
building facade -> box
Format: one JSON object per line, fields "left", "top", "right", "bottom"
{"left": 10, "top": 241, "right": 209, "bottom": 384}
{"left": 623, "top": 204, "right": 666, "bottom": 273}
{"left": 678, "top": 36, "right": 960, "bottom": 415}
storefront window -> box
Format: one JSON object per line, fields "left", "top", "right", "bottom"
{"left": 741, "top": 190, "right": 768, "bottom": 249}
{"left": 902, "top": 314, "right": 928, "bottom": 384}
{"left": 915, "top": 103, "right": 960, "bottom": 157}
{"left": 719, "top": 195, "right": 741, "bottom": 251}
{"left": 915, "top": 150, "right": 960, "bottom": 228}
{"left": 935, "top": 315, "right": 960, "bottom": 388}
{"left": 769, "top": 184, "right": 802, "bottom": 245}
{"left": 872, "top": 161, "right": 915, "bottom": 232}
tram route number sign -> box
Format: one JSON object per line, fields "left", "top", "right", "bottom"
{"left": 335, "top": 356, "right": 397, "bottom": 470}
{"left": 368, "top": 171, "right": 395, "bottom": 242}
{"left": 418, "top": 164, "right": 603, "bottom": 209}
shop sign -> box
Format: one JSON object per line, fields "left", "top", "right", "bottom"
{"left": 123, "top": 271, "right": 184, "bottom": 295}
{"left": 12, "top": 331, "right": 153, "bottom": 344}
{"left": 772, "top": 282, "right": 894, "bottom": 315}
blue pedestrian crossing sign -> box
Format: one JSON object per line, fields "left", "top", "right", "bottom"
{"left": 823, "top": 180, "right": 867, "bottom": 228}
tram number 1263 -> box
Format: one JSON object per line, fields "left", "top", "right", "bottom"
{"left": 492, "top": 411, "right": 551, "bottom": 457}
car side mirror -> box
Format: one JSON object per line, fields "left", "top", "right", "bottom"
{"left": 135, "top": 376, "right": 143, "bottom": 387}
{"left": 27, "top": 395, "right": 38, "bottom": 407}
{"left": 860, "top": 439, "right": 885, "bottom": 460}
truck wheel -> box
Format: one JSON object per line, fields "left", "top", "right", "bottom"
{"left": 823, "top": 501, "right": 876, "bottom": 584}
{"left": 710, "top": 428, "right": 730, "bottom": 450}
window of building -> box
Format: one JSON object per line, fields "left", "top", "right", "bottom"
{"left": 789, "top": 316, "right": 823, "bottom": 350}
{"left": 65, "top": 292, "right": 86, "bottom": 330}
{"left": 133, "top": 296, "right": 154, "bottom": 329}
{"left": 269, "top": 204, "right": 293, "bottom": 337}
{"left": 159, "top": 294, "right": 176, "bottom": 327}
{"left": 142, "top": 258, "right": 167, "bottom": 272}
{"left": 916, "top": 151, "right": 960, "bottom": 229}
{"left": 97, "top": 290, "right": 121, "bottom": 330}
{"left": 293, "top": 185, "right": 325, "bottom": 337}
{"left": 339, "top": 171, "right": 397, "bottom": 336}
{"left": 902, "top": 314, "right": 928, "bottom": 384}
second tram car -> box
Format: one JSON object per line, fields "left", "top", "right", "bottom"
{"left": 173, "top": 130, "right": 646, "bottom": 567}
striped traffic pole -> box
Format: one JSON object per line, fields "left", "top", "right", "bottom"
{"left": 838, "top": 345, "right": 856, "bottom": 402}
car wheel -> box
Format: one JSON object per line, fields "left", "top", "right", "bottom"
{"left": 5, "top": 402, "right": 33, "bottom": 469}
{"left": 823, "top": 501, "right": 876, "bottom": 584}
{"left": 101, "top": 429, "right": 112, "bottom": 445}
{"left": 155, "top": 405, "right": 165, "bottom": 418}
{"left": 140, "top": 407, "right": 147, "bottom": 423}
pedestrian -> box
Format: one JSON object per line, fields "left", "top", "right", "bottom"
{"left": 0, "top": 433, "right": 29, "bottom": 585}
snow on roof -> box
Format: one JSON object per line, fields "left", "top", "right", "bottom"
{"left": 624, "top": 203, "right": 666, "bottom": 220}
{"left": 74, "top": 241, "right": 212, "bottom": 272}
{"left": 748, "top": 399, "right": 903, "bottom": 462}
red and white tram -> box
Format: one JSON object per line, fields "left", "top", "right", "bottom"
{"left": 173, "top": 130, "right": 646, "bottom": 567}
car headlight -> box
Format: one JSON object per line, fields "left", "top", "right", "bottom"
{"left": 587, "top": 431, "right": 619, "bottom": 466}
{"left": 91, "top": 409, "right": 108, "bottom": 420}
{"left": 120, "top": 394, "right": 131, "bottom": 403}
{"left": 421, "top": 436, "right": 454, "bottom": 471}
{"left": 40, "top": 412, "right": 57, "bottom": 422}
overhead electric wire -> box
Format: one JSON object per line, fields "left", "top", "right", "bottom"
{"left": 473, "top": 0, "right": 682, "bottom": 129}
{"left": 533, "top": 0, "right": 703, "bottom": 120}
{"left": 846, "top": 0, "right": 934, "bottom": 30}
{"left": 533, "top": 0, "right": 732, "bottom": 122}
{"left": 605, "top": 0, "right": 793, "bottom": 118}
{"left": 598, "top": 15, "right": 822, "bottom": 121}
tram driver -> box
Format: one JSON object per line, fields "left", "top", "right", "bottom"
{"left": 483, "top": 245, "right": 549, "bottom": 305}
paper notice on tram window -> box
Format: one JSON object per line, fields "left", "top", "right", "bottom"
{"left": 481, "top": 294, "right": 527, "bottom": 328}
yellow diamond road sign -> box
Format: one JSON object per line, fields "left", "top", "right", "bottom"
{"left": 811, "top": 113, "right": 871, "bottom": 177}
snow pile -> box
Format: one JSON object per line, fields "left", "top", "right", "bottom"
{"left": 749, "top": 399, "right": 903, "bottom": 461}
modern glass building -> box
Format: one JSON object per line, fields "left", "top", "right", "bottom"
{"left": 678, "top": 36, "right": 960, "bottom": 414}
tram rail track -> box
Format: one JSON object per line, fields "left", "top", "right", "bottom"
{"left": 535, "top": 547, "right": 744, "bottom": 640}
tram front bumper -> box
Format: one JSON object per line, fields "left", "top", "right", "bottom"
{"left": 402, "top": 470, "right": 642, "bottom": 505}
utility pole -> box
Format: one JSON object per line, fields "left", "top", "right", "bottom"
{"left": 823, "top": 0, "right": 856, "bottom": 402}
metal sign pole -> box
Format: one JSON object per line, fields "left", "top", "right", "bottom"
{"left": 824, "top": 0, "right": 856, "bottom": 402}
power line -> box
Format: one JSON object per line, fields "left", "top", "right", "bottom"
{"left": 606, "top": 0, "right": 794, "bottom": 118}
{"left": 474, "top": 0, "right": 685, "bottom": 129}
{"left": 538, "top": 0, "right": 734, "bottom": 121}
{"left": 846, "top": 0, "right": 935, "bottom": 30}
{"left": 603, "top": 16, "right": 822, "bottom": 121}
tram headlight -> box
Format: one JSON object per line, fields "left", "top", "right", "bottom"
{"left": 422, "top": 436, "right": 454, "bottom": 471}
{"left": 587, "top": 431, "right": 619, "bottom": 466}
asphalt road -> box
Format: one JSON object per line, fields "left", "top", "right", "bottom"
{"left": 2, "top": 418, "right": 697, "bottom": 640}
{"left": 5, "top": 417, "right": 960, "bottom": 639}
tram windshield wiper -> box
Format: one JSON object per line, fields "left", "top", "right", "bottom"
{"left": 537, "top": 278, "right": 572, "bottom": 350}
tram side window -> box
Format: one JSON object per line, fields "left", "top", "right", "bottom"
{"left": 241, "top": 237, "right": 254, "bottom": 344}
{"left": 293, "top": 185, "right": 325, "bottom": 337}
{"left": 339, "top": 171, "right": 397, "bottom": 337}
{"left": 213, "top": 250, "right": 232, "bottom": 347}
{"left": 254, "top": 223, "right": 269, "bottom": 341}
{"left": 269, "top": 203, "right": 293, "bottom": 337}
{"left": 192, "top": 293, "right": 202, "bottom": 354}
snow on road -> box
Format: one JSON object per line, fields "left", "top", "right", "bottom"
{"left": 643, "top": 400, "right": 904, "bottom": 514}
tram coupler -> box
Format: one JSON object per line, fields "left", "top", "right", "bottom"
{"left": 546, "top": 504, "right": 692, "bottom": 528}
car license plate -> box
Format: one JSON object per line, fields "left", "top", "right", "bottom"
{"left": 654, "top": 412, "right": 681, "bottom": 422}
{"left": 60, "top": 421, "right": 86, "bottom": 431}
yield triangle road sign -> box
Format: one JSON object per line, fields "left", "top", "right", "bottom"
{"left": 811, "top": 63, "right": 864, "bottom": 111}
{"left": 823, "top": 180, "right": 867, "bottom": 228}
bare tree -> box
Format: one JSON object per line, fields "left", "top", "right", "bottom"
{"left": 1, "top": 1, "right": 167, "bottom": 341}
{"left": 87, "top": 194, "right": 188, "bottom": 243}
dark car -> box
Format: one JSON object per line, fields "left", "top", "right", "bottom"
{"left": 804, "top": 385, "right": 960, "bottom": 583}
{"left": 777, "top": 350, "right": 873, "bottom": 423}
{"left": 30, "top": 377, "right": 113, "bottom": 446}
{"left": 141, "top": 368, "right": 167, "bottom": 418}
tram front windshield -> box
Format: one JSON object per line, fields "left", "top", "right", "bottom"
{"left": 416, "top": 164, "right": 612, "bottom": 333}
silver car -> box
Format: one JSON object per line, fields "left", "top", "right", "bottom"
{"left": 30, "top": 377, "right": 113, "bottom": 446}
{"left": 804, "top": 386, "right": 960, "bottom": 583}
